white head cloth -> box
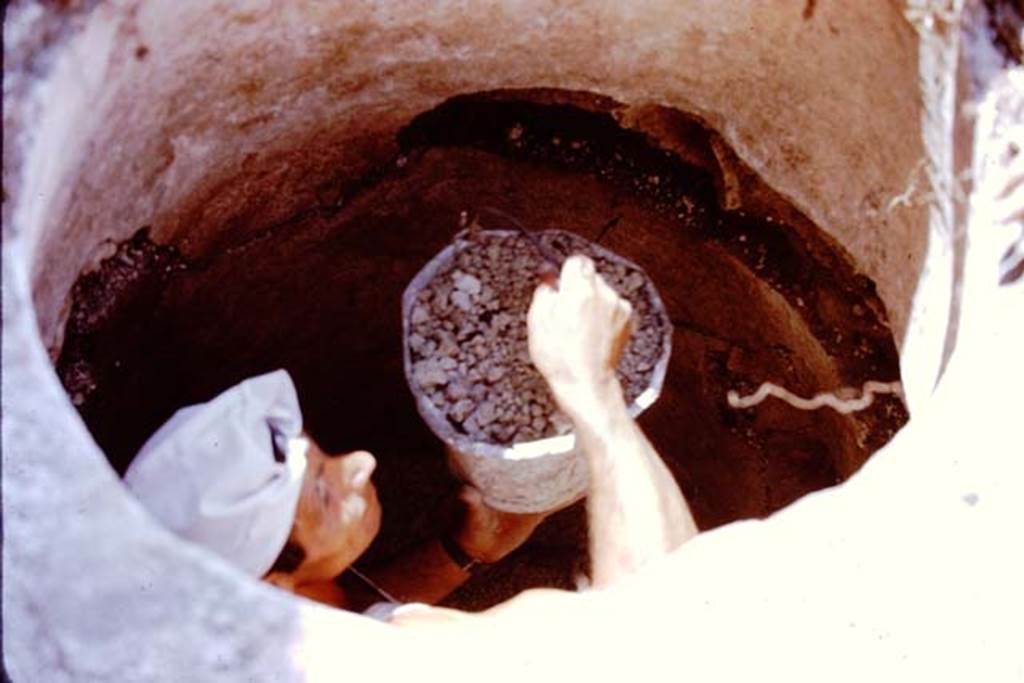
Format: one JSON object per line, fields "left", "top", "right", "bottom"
{"left": 124, "top": 369, "right": 309, "bottom": 577}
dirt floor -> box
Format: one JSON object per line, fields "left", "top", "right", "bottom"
{"left": 57, "top": 90, "right": 908, "bottom": 611}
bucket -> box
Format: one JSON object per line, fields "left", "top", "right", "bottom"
{"left": 402, "top": 228, "right": 673, "bottom": 512}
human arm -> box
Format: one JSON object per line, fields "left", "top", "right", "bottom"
{"left": 364, "top": 486, "right": 546, "bottom": 605}
{"left": 527, "top": 255, "right": 698, "bottom": 588}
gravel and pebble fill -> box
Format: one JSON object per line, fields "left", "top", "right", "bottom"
{"left": 406, "top": 229, "right": 669, "bottom": 446}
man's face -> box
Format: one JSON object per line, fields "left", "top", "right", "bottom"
{"left": 287, "top": 444, "right": 382, "bottom": 584}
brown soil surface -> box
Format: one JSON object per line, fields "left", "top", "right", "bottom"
{"left": 57, "top": 90, "right": 907, "bottom": 611}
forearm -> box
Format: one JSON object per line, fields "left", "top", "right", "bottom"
{"left": 569, "top": 380, "right": 698, "bottom": 588}
{"left": 365, "top": 539, "right": 471, "bottom": 605}
{"left": 525, "top": 254, "right": 696, "bottom": 587}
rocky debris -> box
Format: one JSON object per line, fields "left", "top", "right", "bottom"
{"left": 407, "top": 229, "right": 669, "bottom": 445}
{"left": 67, "top": 228, "right": 184, "bottom": 335}
{"left": 57, "top": 228, "right": 185, "bottom": 408}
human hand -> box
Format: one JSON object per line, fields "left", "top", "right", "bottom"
{"left": 527, "top": 255, "right": 633, "bottom": 419}
{"left": 453, "top": 487, "right": 547, "bottom": 564}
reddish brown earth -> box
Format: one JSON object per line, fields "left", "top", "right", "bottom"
{"left": 57, "top": 90, "right": 907, "bottom": 611}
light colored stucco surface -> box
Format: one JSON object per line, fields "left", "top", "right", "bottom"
{"left": 19, "top": 0, "right": 928, "bottom": 356}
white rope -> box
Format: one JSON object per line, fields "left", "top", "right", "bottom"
{"left": 727, "top": 380, "right": 904, "bottom": 414}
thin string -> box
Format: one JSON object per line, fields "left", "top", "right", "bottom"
{"left": 347, "top": 566, "right": 402, "bottom": 604}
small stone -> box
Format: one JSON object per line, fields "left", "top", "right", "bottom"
{"left": 446, "top": 382, "right": 469, "bottom": 401}
{"left": 434, "top": 288, "right": 450, "bottom": 309}
{"left": 438, "top": 332, "right": 459, "bottom": 357}
{"left": 451, "top": 290, "right": 472, "bottom": 311}
{"left": 451, "top": 399, "right": 475, "bottom": 422}
{"left": 453, "top": 272, "right": 482, "bottom": 296}
{"left": 494, "top": 425, "right": 516, "bottom": 443}
{"left": 624, "top": 272, "right": 645, "bottom": 293}
{"left": 411, "top": 305, "right": 429, "bottom": 325}
{"left": 474, "top": 401, "right": 498, "bottom": 426}
{"left": 492, "top": 312, "right": 513, "bottom": 330}
{"left": 485, "top": 366, "right": 505, "bottom": 383}
{"left": 413, "top": 360, "right": 448, "bottom": 388}
{"left": 408, "top": 333, "right": 427, "bottom": 354}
